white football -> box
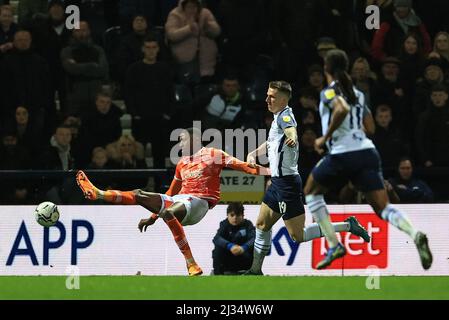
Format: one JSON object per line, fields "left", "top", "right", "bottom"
{"left": 34, "top": 202, "right": 60, "bottom": 227}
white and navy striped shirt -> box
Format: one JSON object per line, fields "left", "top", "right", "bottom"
{"left": 319, "top": 82, "right": 375, "bottom": 155}
{"left": 267, "top": 106, "right": 299, "bottom": 177}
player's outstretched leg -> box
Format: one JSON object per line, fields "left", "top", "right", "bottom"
{"left": 76, "top": 170, "right": 137, "bottom": 204}
{"left": 305, "top": 194, "right": 346, "bottom": 269}
{"left": 366, "top": 190, "right": 433, "bottom": 270}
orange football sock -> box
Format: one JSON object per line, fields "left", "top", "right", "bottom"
{"left": 165, "top": 217, "right": 194, "bottom": 264}
{"left": 100, "top": 190, "right": 137, "bottom": 205}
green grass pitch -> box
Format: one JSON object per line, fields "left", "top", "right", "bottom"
{"left": 1, "top": 276, "right": 449, "bottom": 300}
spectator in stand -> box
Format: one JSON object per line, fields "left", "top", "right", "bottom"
{"left": 0, "top": 30, "right": 52, "bottom": 138}
{"left": 372, "top": 104, "right": 410, "bottom": 168}
{"left": 125, "top": 35, "right": 174, "bottom": 168}
{"left": 38, "top": 124, "right": 75, "bottom": 170}
{"left": 298, "top": 125, "right": 321, "bottom": 182}
{"left": 118, "top": 0, "right": 160, "bottom": 32}
{"left": 416, "top": 84, "right": 449, "bottom": 167}
{"left": 399, "top": 33, "right": 426, "bottom": 97}
{"left": 17, "top": 0, "right": 48, "bottom": 27}
{"left": 389, "top": 157, "right": 434, "bottom": 203}
{"left": 305, "top": 64, "right": 326, "bottom": 97}
{"left": 212, "top": 202, "right": 255, "bottom": 275}
{"left": 293, "top": 87, "right": 321, "bottom": 135}
{"left": 371, "top": 0, "right": 431, "bottom": 63}
{"left": 32, "top": 0, "right": 72, "bottom": 114}
{"left": 107, "top": 134, "right": 147, "bottom": 190}
{"left": 61, "top": 21, "right": 109, "bottom": 116}
{"left": 202, "top": 74, "right": 243, "bottom": 131}
{"left": 429, "top": 31, "right": 449, "bottom": 76}
{"left": 0, "top": 5, "right": 16, "bottom": 58}
{"left": 83, "top": 91, "right": 123, "bottom": 150}
{"left": 118, "top": 14, "right": 170, "bottom": 80}
{"left": 372, "top": 57, "right": 408, "bottom": 130}
{"left": 413, "top": 57, "right": 448, "bottom": 120}
{"left": 351, "top": 57, "right": 378, "bottom": 109}
{"left": 315, "top": 37, "right": 338, "bottom": 63}
{"left": 88, "top": 147, "right": 113, "bottom": 170}
{"left": 0, "top": 131, "right": 32, "bottom": 204}
{"left": 62, "top": 114, "right": 90, "bottom": 168}
{"left": 165, "top": 0, "right": 221, "bottom": 85}
{"left": 4, "top": 106, "right": 41, "bottom": 152}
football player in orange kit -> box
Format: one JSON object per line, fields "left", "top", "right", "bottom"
{"left": 76, "top": 127, "right": 269, "bottom": 276}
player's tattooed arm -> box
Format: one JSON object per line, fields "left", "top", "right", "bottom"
{"left": 284, "top": 127, "right": 297, "bottom": 148}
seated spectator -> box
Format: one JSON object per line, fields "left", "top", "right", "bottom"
{"left": 389, "top": 157, "right": 434, "bottom": 203}
{"left": 202, "top": 75, "right": 243, "bottom": 130}
{"left": 298, "top": 125, "right": 321, "bottom": 182}
{"left": 0, "top": 30, "right": 52, "bottom": 137}
{"left": 62, "top": 114, "right": 90, "bottom": 168}
{"left": 6, "top": 106, "right": 41, "bottom": 151}
{"left": 429, "top": 32, "right": 449, "bottom": 72}
{"left": 416, "top": 84, "right": 449, "bottom": 167}
{"left": 293, "top": 87, "right": 321, "bottom": 135}
{"left": 38, "top": 124, "right": 75, "bottom": 170}
{"left": 399, "top": 33, "right": 425, "bottom": 97}
{"left": 0, "top": 131, "right": 33, "bottom": 204}
{"left": 86, "top": 147, "right": 115, "bottom": 191}
{"left": 106, "top": 134, "right": 146, "bottom": 169}
{"left": 351, "top": 57, "right": 378, "bottom": 109}
{"left": 212, "top": 202, "right": 255, "bottom": 275}
{"left": 316, "top": 37, "right": 337, "bottom": 62}
{"left": 83, "top": 91, "right": 123, "bottom": 150}
{"left": 107, "top": 134, "right": 147, "bottom": 190}
{"left": 0, "top": 5, "right": 17, "bottom": 58}
{"left": 165, "top": 0, "right": 221, "bottom": 84}
{"left": 372, "top": 104, "right": 410, "bottom": 168}
{"left": 371, "top": 0, "right": 431, "bottom": 63}
{"left": 305, "top": 64, "right": 325, "bottom": 97}
{"left": 372, "top": 57, "right": 408, "bottom": 128}
{"left": 61, "top": 21, "right": 109, "bottom": 115}
{"left": 413, "top": 57, "right": 448, "bottom": 119}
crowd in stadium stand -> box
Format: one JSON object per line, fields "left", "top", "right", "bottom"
{"left": 1, "top": 0, "right": 449, "bottom": 204}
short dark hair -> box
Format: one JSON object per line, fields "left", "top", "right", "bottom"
{"left": 96, "top": 90, "right": 112, "bottom": 100}
{"left": 269, "top": 81, "right": 292, "bottom": 99}
{"left": 431, "top": 84, "right": 448, "bottom": 94}
{"left": 227, "top": 202, "right": 244, "bottom": 215}
{"left": 398, "top": 156, "right": 413, "bottom": 166}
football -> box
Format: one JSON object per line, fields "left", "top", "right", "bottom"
{"left": 34, "top": 202, "right": 60, "bottom": 227}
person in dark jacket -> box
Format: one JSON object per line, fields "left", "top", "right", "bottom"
{"left": 0, "top": 30, "right": 52, "bottom": 136}
{"left": 124, "top": 35, "right": 174, "bottom": 168}
{"left": 83, "top": 91, "right": 123, "bottom": 150}
{"left": 389, "top": 157, "right": 434, "bottom": 203}
{"left": 212, "top": 202, "right": 255, "bottom": 275}
{"left": 415, "top": 84, "right": 449, "bottom": 167}
{"left": 371, "top": 0, "right": 431, "bottom": 63}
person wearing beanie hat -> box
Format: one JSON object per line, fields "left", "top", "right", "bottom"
{"left": 371, "top": 0, "right": 431, "bottom": 62}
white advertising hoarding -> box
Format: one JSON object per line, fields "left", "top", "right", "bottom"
{"left": 0, "top": 205, "right": 448, "bottom": 276}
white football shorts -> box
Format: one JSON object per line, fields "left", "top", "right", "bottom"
{"left": 160, "top": 194, "right": 209, "bottom": 226}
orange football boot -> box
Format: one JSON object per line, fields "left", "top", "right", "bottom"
{"left": 187, "top": 263, "right": 203, "bottom": 276}
{"left": 76, "top": 171, "right": 98, "bottom": 200}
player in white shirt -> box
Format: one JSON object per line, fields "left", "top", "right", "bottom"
{"left": 243, "top": 81, "right": 370, "bottom": 275}
{"left": 304, "top": 49, "right": 433, "bottom": 270}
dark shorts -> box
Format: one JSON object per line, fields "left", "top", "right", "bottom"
{"left": 311, "top": 148, "right": 384, "bottom": 192}
{"left": 263, "top": 175, "right": 305, "bottom": 220}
